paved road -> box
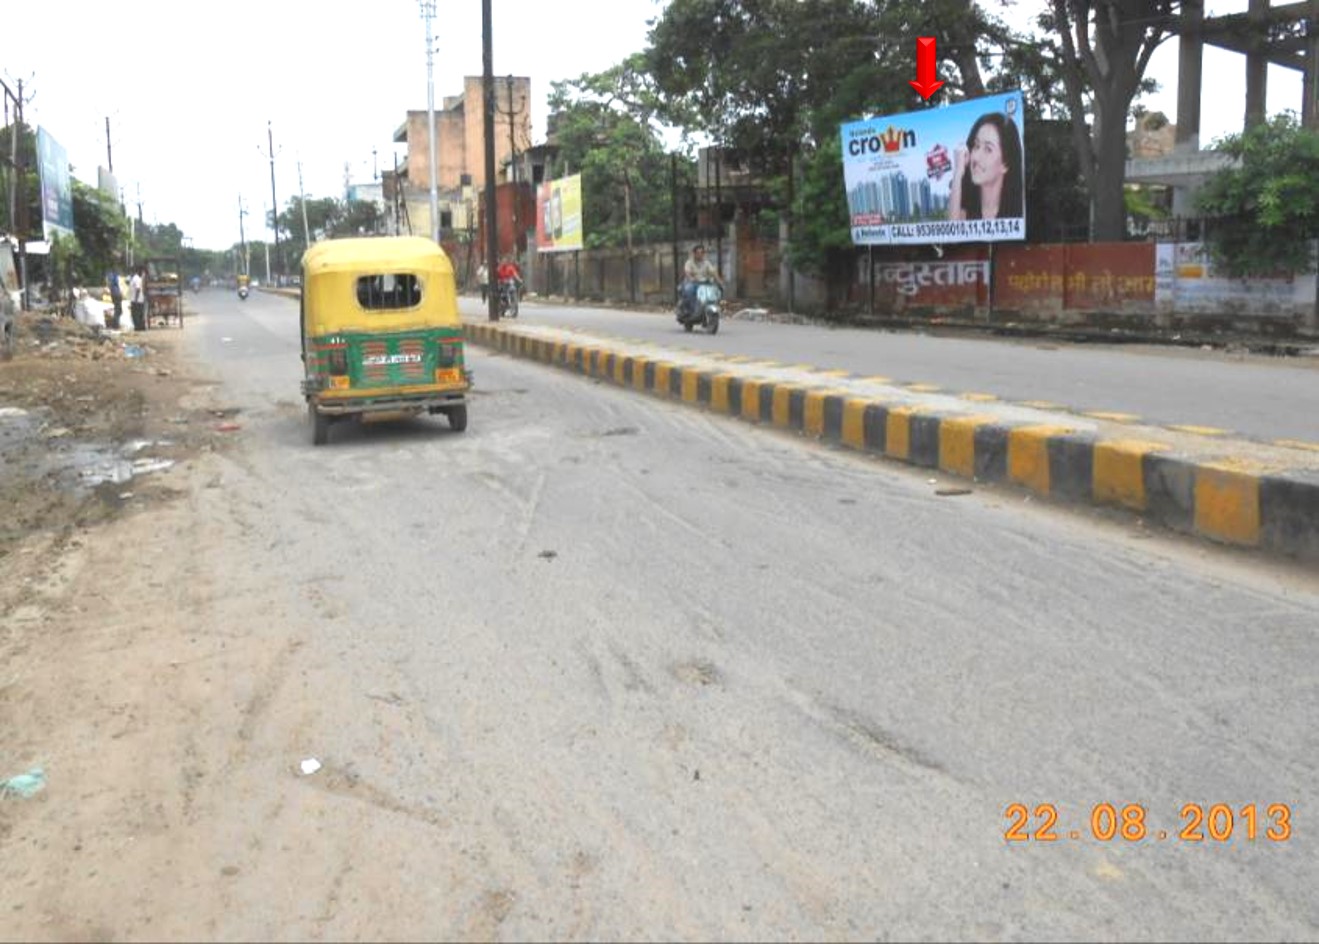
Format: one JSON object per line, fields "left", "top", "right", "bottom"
{"left": 157, "top": 289, "right": 1319, "bottom": 939}
{"left": 459, "top": 297, "right": 1319, "bottom": 445}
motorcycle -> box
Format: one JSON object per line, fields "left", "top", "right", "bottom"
{"left": 677, "top": 279, "right": 722, "bottom": 335}
{"left": 238, "top": 286, "right": 249, "bottom": 301}
{"left": 497, "top": 278, "right": 520, "bottom": 318}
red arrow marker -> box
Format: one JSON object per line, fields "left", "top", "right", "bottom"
{"left": 909, "top": 37, "right": 945, "bottom": 101}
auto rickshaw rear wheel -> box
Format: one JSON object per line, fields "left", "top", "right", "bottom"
{"left": 446, "top": 404, "right": 468, "bottom": 433}
{"left": 310, "top": 403, "right": 331, "bottom": 446}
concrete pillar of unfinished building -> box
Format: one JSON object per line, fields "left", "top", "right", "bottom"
{"left": 1305, "top": 0, "right": 1319, "bottom": 131}
{"left": 1171, "top": 0, "right": 1203, "bottom": 219}
{"left": 1245, "top": 0, "right": 1270, "bottom": 130}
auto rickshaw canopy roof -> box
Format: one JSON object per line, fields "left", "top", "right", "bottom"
{"left": 302, "top": 236, "right": 453, "bottom": 276}
{"left": 301, "top": 236, "right": 460, "bottom": 335}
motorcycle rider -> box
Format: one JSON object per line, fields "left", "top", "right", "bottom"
{"left": 679, "top": 244, "right": 723, "bottom": 320}
{"left": 496, "top": 255, "right": 523, "bottom": 305}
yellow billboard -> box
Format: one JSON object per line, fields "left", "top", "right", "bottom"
{"left": 535, "top": 173, "right": 583, "bottom": 253}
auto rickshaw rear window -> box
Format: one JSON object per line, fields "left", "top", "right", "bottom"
{"left": 356, "top": 273, "right": 422, "bottom": 310}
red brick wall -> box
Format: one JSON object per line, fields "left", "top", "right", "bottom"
{"left": 476, "top": 183, "right": 536, "bottom": 259}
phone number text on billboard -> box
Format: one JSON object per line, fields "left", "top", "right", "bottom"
{"left": 853, "top": 217, "right": 1024, "bottom": 245}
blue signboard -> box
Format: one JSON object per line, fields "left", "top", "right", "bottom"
{"left": 36, "top": 127, "right": 74, "bottom": 240}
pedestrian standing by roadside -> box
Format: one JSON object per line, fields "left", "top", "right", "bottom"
{"left": 129, "top": 266, "right": 146, "bottom": 332}
{"left": 107, "top": 267, "right": 123, "bottom": 329}
{"left": 477, "top": 262, "right": 489, "bottom": 303}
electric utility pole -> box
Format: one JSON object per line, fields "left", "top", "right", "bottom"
{"left": 504, "top": 76, "right": 521, "bottom": 255}
{"left": 297, "top": 158, "right": 311, "bottom": 250}
{"left": 420, "top": 0, "right": 440, "bottom": 243}
{"left": 238, "top": 195, "right": 249, "bottom": 276}
{"left": 263, "top": 204, "right": 272, "bottom": 284}
{"left": 267, "top": 121, "right": 281, "bottom": 281}
{"left": 105, "top": 116, "right": 113, "bottom": 172}
{"left": 4, "top": 77, "right": 32, "bottom": 308}
{"left": 482, "top": 0, "right": 499, "bottom": 321}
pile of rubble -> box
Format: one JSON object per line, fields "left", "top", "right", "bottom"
{"left": 13, "top": 313, "right": 152, "bottom": 362}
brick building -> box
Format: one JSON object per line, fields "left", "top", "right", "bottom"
{"left": 393, "top": 76, "right": 532, "bottom": 239}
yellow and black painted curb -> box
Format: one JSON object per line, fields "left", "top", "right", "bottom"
{"left": 465, "top": 321, "right": 1319, "bottom": 563}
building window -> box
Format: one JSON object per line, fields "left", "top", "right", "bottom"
{"left": 440, "top": 210, "right": 453, "bottom": 230}
{"left": 356, "top": 273, "right": 422, "bottom": 310}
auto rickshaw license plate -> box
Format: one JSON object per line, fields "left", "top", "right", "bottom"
{"left": 436, "top": 368, "right": 462, "bottom": 384}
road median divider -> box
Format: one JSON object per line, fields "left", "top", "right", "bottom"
{"left": 463, "top": 318, "right": 1319, "bottom": 563}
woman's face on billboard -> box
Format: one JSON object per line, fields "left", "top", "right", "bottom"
{"left": 969, "top": 122, "right": 1006, "bottom": 187}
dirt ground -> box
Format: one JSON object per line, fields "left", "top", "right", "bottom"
{"left": 0, "top": 316, "right": 240, "bottom": 552}
{"left": 0, "top": 316, "right": 258, "bottom": 940}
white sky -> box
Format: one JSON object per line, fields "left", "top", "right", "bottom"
{"left": 3, "top": 0, "right": 1302, "bottom": 250}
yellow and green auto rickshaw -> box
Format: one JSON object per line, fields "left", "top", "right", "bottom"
{"left": 300, "top": 236, "right": 472, "bottom": 446}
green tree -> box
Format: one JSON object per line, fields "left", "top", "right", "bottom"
{"left": 786, "top": 36, "right": 911, "bottom": 295}
{"left": 338, "top": 199, "right": 382, "bottom": 237}
{"left": 1025, "top": 118, "right": 1090, "bottom": 242}
{"left": 1042, "top": 0, "right": 1178, "bottom": 242}
{"left": 0, "top": 121, "right": 42, "bottom": 240}
{"left": 275, "top": 195, "right": 382, "bottom": 264}
{"left": 549, "top": 58, "right": 696, "bottom": 251}
{"left": 647, "top": 0, "right": 901, "bottom": 297}
{"left": 47, "top": 231, "right": 83, "bottom": 301}
{"left": 1195, "top": 113, "right": 1319, "bottom": 277}
{"left": 647, "top": 0, "right": 892, "bottom": 176}
{"left": 141, "top": 221, "right": 185, "bottom": 255}
{"left": 70, "top": 179, "right": 129, "bottom": 281}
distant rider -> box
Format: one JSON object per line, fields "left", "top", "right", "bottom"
{"left": 680, "top": 244, "right": 723, "bottom": 318}
{"left": 496, "top": 256, "right": 523, "bottom": 297}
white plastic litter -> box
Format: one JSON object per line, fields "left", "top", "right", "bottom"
{"left": 299, "top": 758, "right": 322, "bottom": 776}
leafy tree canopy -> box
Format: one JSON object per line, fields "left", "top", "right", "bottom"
{"left": 0, "top": 121, "right": 43, "bottom": 240}
{"left": 1040, "top": 0, "right": 1177, "bottom": 241}
{"left": 274, "top": 195, "right": 383, "bottom": 266}
{"left": 70, "top": 179, "right": 128, "bottom": 281}
{"left": 549, "top": 58, "right": 697, "bottom": 250}
{"left": 1196, "top": 113, "right": 1319, "bottom": 277}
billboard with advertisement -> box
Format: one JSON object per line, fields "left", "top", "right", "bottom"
{"left": 36, "top": 127, "right": 74, "bottom": 240}
{"left": 841, "top": 90, "right": 1026, "bottom": 246}
{"left": 535, "top": 173, "right": 583, "bottom": 253}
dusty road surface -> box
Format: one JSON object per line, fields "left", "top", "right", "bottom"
{"left": 458, "top": 296, "right": 1319, "bottom": 444}
{"left": 2, "top": 290, "right": 1318, "bottom": 942}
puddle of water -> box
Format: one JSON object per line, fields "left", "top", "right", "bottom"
{"left": 58, "top": 443, "right": 178, "bottom": 490}
{"left": 2, "top": 406, "right": 177, "bottom": 493}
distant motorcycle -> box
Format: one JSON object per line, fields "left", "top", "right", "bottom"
{"left": 238, "top": 285, "right": 249, "bottom": 301}
{"left": 497, "top": 279, "right": 519, "bottom": 318}
{"left": 677, "top": 280, "right": 722, "bottom": 335}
